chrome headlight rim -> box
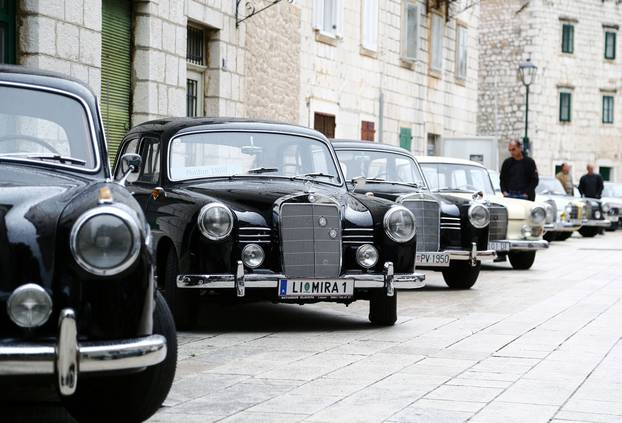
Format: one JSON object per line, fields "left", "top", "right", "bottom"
{"left": 70, "top": 206, "right": 141, "bottom": 277}
{"left": 356, "top": 244, "right": 379, "bottom": 269}
{"left": 529, "top": 206, "right": 547, "bottom": 226}
{"left": 198, "top": 202, "right": 234, "bottom": 241}
{"left": 383, "top": 206, "right": 416, "bottom": 243}
{"left": 241, "top": 243, "right": 265, "bottom": 269}
{"left": 468, "top": 203, "right": 490, "bottom": 229}
{"left": 7, "top": 283, "right": 53, "bottom": 328}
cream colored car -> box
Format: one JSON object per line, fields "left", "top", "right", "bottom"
{"left": 418, "top": 156, "right": 549, "bottom": 270}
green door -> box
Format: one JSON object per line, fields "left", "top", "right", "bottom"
{"left": 399, "top": 127, "right": 412, "bottom": 151}
{"left": 101, "top": 0, "right": 132, "bottom": 161}
{"left": 0, "top": 0, "right": 16, "bottom": 64}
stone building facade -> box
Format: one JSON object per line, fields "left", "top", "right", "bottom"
{"left": 478, "top": 0, "right": 622, "bottom": 182}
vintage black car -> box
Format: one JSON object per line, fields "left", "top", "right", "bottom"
{"left": 573, "top": 187, "right": 611, "bottom": 237}
{"left": 0, "top": 66, "right": 176, "bottom": 422}
{"left": 333, "top": 141, "right": 496, "bottom": 289}
{"left": 114, "top": 118, "right": 425, "bottom": 327}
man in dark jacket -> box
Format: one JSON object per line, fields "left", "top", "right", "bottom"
{"left": 578, "top": 164, "right": 604, "bottom": 199}
{"left": 499, "top": 140, "right": 539, "bottom": 201}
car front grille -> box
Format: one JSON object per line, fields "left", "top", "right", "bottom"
{"left": 403, "top": 199, "right": 440, "bottom": 252}
{"left": 238, "top": 227, "right": 272, "bottom": 244}
{"left": 584, "top": 203, "right": 593, "bottom": 219}
{"left": 570, "top": 205, "right": 579, "bottom": 219}
{"left": 440, "top": 216, "right": 461, "bottom": 231}
{"left": 280, "top": 203, "right": 341, "bottom": 278}
{"left": 488, "top": 204, "right": 508, "bottom": 241}
{"left": 343, "top": 228, "right": 374, "bottom": 245}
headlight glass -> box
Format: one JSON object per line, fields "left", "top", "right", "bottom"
{"left": 71, "top": 207, "right": 140, "bottom": 276}
{"left": 356, "top": 244, "right": 379, "bottom": 269}
{"left": 198, "top": 203, "right": 234, "bottom": 240}
{"left": 383, "top": 206, "right": 416, "bottom": 243}
{"left": 468, "top": 204, "right": 490, "bottom": 229}
{"left": 7, "top": 284, "right": 53, "bottom": 328}
{"left": 242, "top": 244, "right": 265, "bottom": 268}
{"left": 602, "top": 203, "right": 610, "bottom": 213}
{"left": 530, "top": 206, "right": 546, "bottom": 226}
{"left": 595, "top": 210, "right": 602, "bottom": 219}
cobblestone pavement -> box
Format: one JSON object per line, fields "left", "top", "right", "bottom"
{"left": 148, "top": 231, "right": 622, "bottom": 423}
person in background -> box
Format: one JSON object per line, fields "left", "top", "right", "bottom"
{"left": 499, "top": 140, "right": 539, "bottom": 201}
{"left": 556, "top": 162, "right": 574, "bottom": 195}
{"left": 578, "top": 164, "right": 604, "bottom": 199}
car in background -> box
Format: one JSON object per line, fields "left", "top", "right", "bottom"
{"left": 572, "top": 187, "right": 611, "bottom": 237}
{"left": 115, "top": 119, "right": 425, "bottom": 327}
{"left": 0, "top": 65, "right": 176, "bottom": 422}
{"left": 418, "top": 157, "right": 548, "bottom": 270}
{"left": 535, "top": 176, "right": 585, "bottom": 241}
{"left": 333, "top": 141, "right": 496, "bottom": 290}
{"left": 601, "top": 182, "right": 622, "bottom": 230}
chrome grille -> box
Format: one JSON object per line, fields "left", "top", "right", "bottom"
{"left": 343, "top": 228, "right": 374, "bottom": 245}
{"left": 238, "top": 227, "right": 271, "bottom": 244}
{"left": 570, "top": 205, "right": 579, "bottom": 219}
{"left": 280, "top": 203, "right": 341, "bottom": 278}
{"left": 403, "top": 199, "right": 440, "bottom": 252}
{"left": 488, "top": 205, "right": 508, "bottom": 241}
{"left": 440, "top": 216, "right": 461, "bottom": 231}
{"left": 584, "top": 203, "right": 593, "bottom": 219}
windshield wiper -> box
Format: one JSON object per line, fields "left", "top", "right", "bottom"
{"left": 1, "top": 153, "right": 86, "bottom": 165}
{"left": 247, "top": 167, "right": 279, "bottom": 174}
{"left": 436, "top": 187, "right": 473, "bottom": 193}
{"left": 363, "top": 178, "right": 420, "bottom": 188}
{"left": 291, "top": 172, "right": 336, "bottom": 181}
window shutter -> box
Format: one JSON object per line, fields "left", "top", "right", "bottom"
{"left": 0, "top": 0, "right": 16, "bottom": 64}
{"left": 313, "top": 0, "right": 324, "bottom": 30}
{"left": 399, "top": 127, "right": 412, "bottom": 151}
{"left": 402, "top": 3, "right": 418, "bottom": 60}
{"left": 362, "top": 0, "right": 378, "bottom": 51}
{"left": 335, "top": 0, "right": 344, "bottom": 38}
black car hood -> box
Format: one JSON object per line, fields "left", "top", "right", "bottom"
{"left": 0, "top": 164, "right": 90, "bottom": 292}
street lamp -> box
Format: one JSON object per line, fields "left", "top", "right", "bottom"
{"left": 518, "top": 57, "right": 537, "bottom": 156}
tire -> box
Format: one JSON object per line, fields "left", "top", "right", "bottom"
{"left": 369, "top": 291, "right": 397, "bottom": 326}
{"left": 508, "top": 251, "right": 536, "bottom": 270}
{"left": 442, "top": 261, "right": 481, "bottom": 289}
{"left": 162, "top": 248, "right": 197, "bottom": 329}
{"left": 64, "top": 291, "right": 177, "bottom": 423}
{"left": 543, "top": 231, "right": 557, "bottom": 242}
{"left": 556, "top": 232, "right": 572, "bottom": 241}
{"left": 578, "top": 227, "right": 598, "bottom": 238}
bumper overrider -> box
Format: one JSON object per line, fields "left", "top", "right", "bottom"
{"left": 0, "top": 309, "right": 167, "bottom": 396}
{"left": 545, "top": 219, "right": 582, "bottom": 232}
{"left": 582, "top": 219, "right": 611, "bottom": 228}
{"left": 177, "top": 261, "right": 425, "bottom": 297}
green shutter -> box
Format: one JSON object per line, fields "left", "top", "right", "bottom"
{"left": 600, "top": 167, "right": 611, "bottom": 182}
{"left": 562, "top": 24, "right": 574, "bottom": 54}
{"left": 605, "top": 32, "right": 616, "bottom": 60}
{"left": 101, "top": 0, "right": 132, "bottom": 162}
{"left": 399, "top": 127, "right": 412, "bottom": 151}
{"left": 0, "top": 0, "right": 16, "bottom": 64}
{"left": 560, "top": 92, "right": 572, "bottom": 122}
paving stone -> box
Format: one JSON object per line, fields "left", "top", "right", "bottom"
{"left": 425, "top": 384, "right": 502, "bottom": 403}
{"left": 469, "top": 402, "right": 558, "bottom": 423}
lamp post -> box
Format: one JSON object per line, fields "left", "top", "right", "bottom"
{"left": 518, "top": 58, "right": 537, "bottom": 156}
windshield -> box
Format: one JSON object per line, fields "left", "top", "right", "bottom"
{"left": 536, "top": 177, "right": 567, "bottom": 195}
{"left": 603, "top": 183, "right": 622, "bottom": 198}
{"left": 335, "top": 149, "right": 427, "bottom": 188}
{"left": 488, "top": 170, "right": 501, "bottom": 192}
{"left": 420, "top": 162, "right": 495, "bottom": 195}
{"left": 169, "top": 131, "right": 342, "bottom": 184}
{"left": 0, "top": 85, "right": 96, "bottom": 169}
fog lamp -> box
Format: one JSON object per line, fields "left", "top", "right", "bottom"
{"left": 356, "top": 244, "right": 379, "bottom": 269}
{"left": 7, "top": 284, "right": 53, "bottom": 328}
{"left": 242, "top": 243, "right": 265, "bottom": 268}
{"left": 521, "top": 225, "right": 532, "bottom": 238}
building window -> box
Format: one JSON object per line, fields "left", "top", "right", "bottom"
{"left": 605, "top": 31, "right": 616, "bottom": 60}
{"left": 559, "top": 92, "right": 572, "bottom": 122}
{"left": 186, "top": 25, "right": 207, "bottom": 117}
{"left": 361, "top": 121, "right": 375, "bottom": 141}
{"left": 0, "top": 0, "right": 16, "bottom": 64}
{"left": 427, "top": 133, "right": 439, "bottom": 156}
{"left": 430, "top": 13, "right": 444, "bottom": 73}
{"left": 314, "top": 113, "right": 336, "bottom": 138}
{"left": 600, "top": 166, "right": 612, "bottom": 181}
{"left": 562, "top": 24, "right": 574, "bottom": 54}
{"left": 313, "top": 0, "right": 344, "bottom": 38}
{"left": 603, "top": 95, "right": 614, "bottom": 124}
{"left": 399, "top": 127, "right": 412, "bottom": 151}
{"left": 361, "top": 0, "right": 378, "bottom": 52}
{"left": 401, "top": 1, "right": 419, "bottom": 61}
{"left": 455, "top": 24, "right": 468, "bottom": 80}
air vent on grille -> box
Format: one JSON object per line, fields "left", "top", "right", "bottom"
{"left": 343, "top": 228, "right": 374, "bottom": 245}
{"left": 238, "top": 227, "right": 271, "bottom": 244}
{"left": 440, "top": 216, "right": 461, "bottom": 230}
{"left": 403, "top": 199, "right": 440, "bottom": 252}
{"left": 488, "top": 205, "right": 508, "bottom": 241}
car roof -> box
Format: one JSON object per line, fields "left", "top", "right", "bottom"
{"left": 415, "top": 155, "right": 486, "bottom": 167}
{"left": 331, "top": 140, "right": 413, "bottom": 155}
{"left": 0, "top": 64, "right": 97, "bottom": 100}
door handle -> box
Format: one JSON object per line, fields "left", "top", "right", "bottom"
{"left": 151, "top": 187, "right": 166, "bottom": 200}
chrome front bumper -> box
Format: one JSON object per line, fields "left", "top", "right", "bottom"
{"left": 492, "top": 239, "right": 550, "bottom": 252}
{"left": 177, "top": 261, "right": 426, "bottom": 297}
{"left": 0, "top": 309, "right": 167, "bottom": 396}
{"left": 582, "top": 219, "right": 611, "bottom": 228}
{"left": 545, "top": 219, "right": 582, "bottom": 232}
{"left": 417, "top": 243, "right": 496, "bottom": 268}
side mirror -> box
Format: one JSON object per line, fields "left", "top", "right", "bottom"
{"left": 118, "top": 153, "right": 142, "bottom": 186}
{"left": 352, "top": 176, "right": 367, "bottom": 189}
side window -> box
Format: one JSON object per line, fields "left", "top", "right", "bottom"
{"left": 137, "top": 138, "right": 161, "bottom": 184}
{"left": 114, "top": 138, "right": 139, "bottom": 181}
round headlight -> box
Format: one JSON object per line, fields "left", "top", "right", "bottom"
{"left": 530, "top": 206, "right": 546, "bottom": 226}
{"left": 601, "top": 203, "right": 610, "bottom": 213}
{"left": 565, "top": 203, "right": 573, "bottom": 215}
{"left": 356, "top": 244, "right": 379, "bottom": 269}
{"left": 521, "top": 225, "right": 532, "bottom": 238}
{"left": 242, "top": 244, "right": 265, "bottom": 268}
{"left": 70, "top": 206, "right": 140, "bottom": 276}
{"left": 595, "top": 210, "right": 602, "bottom": 219}
{"left": 383, "top": 206, "right": 416, "bottom": 243}
{"left": 198, "top": 203, "right": 234, "bottom": 240}
{"left": 468, "top": 204, "right": 490, "bottom": 229}
{"left": 7, "top": 284, "right": 53, "bottom": 328}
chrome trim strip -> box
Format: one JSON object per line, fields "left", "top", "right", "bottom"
{"left": 491, "top": 239, "right": 550, "bottom": 251}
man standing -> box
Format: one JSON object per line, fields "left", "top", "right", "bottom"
{"left": 499, "top": 140, "right": 539, "bottom": 201}
{"left": 578, "top": 164, "right": 604, "bottom": 199}
{"left": 556, "top": 162, "right": 574, "bottom": 195}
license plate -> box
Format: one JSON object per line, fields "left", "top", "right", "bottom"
{"left": 278, "top": 279, "right": 353, "bottom": 299}
{"left": 415, "top": 252, "right": 450, "bottom": 267}
{"left": 489, "top": 241, "right": 510, "bottom": 251}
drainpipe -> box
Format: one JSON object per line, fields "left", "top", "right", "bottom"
{"left": 378, "top": 90, "right": 384, "bottom": 143}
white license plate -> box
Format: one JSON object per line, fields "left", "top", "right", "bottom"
{"left": 278, "top": 279, "right": 354, "bottom": 298}
{"left": 489, "top": 241, "right": 510, "bottom": 252}
{"left": 415, "top": 252, "right": 450, "bottom": 267}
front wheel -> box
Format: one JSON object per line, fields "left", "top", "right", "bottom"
{"left": 64, "top": 291, "right": 177, "bottom": 423}
{"left": 442, "top": 261, "right": 481, "bottom": 289}
{"left": 508, "top": 251, "right": 536, "bottom": 270}
{"left": 543, "top": 231, "right": 557, "bottom": 242}
{"left": 556, "top": 231, "right": 573, "bottom": 241}
{"left": 369, "top": 291, "right": 397, "bottom": 326}
{"left": 162, "top": 248, "right": 197, "bottom": 329}
{"left": 579, "top": 226, "right": 599, "bottom": 237}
